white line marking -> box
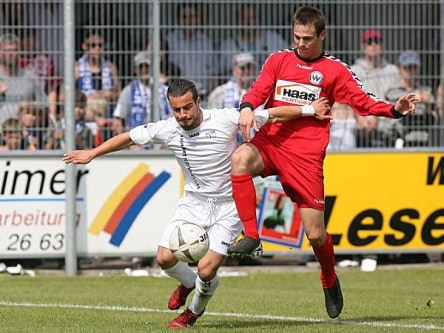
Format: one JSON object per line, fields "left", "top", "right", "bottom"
{"left": 0, "top": 301, "right": 442, "bottom": 331}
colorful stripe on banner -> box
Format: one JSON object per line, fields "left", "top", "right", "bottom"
{"left": 88, "top": 163, "right": 171, "bottom": 246}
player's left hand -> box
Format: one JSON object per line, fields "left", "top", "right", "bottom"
{"left": 312, "top": 97, "right": 333, "bottom": 121}
{"left": 238, "top": 107, "right": 257, "bottom": 142}
{"left": 394, "top": 93, "right": 418, "bottom": 116}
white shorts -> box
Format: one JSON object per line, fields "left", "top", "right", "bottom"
{"left": 158, "top": 192, "right": 243, "bottom": 256}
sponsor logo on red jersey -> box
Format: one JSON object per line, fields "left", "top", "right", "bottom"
{"left": 274, "top": 80, "right": 320, "bottom": 105}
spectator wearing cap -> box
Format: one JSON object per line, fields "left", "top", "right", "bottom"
{"left": 351, "top": 29, "right": 402, "bottom": 148}
{"left": 385, "top": 50, "right": 436, "bottom": 147}
{"left": 207, "top": 52, "right": 258, "bottom": 109}
{"left": 112, "top": 51, "right": 171, "bottom": 140}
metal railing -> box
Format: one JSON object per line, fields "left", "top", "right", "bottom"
{"left": 0, "top": 0, "right": 442, "bottom": 150}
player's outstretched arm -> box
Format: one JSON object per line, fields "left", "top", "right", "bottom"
{"left": 268, "top": 97, "right": 332, "bottom": 123}
{"left": 62, "top": 132, "right": 134, "bottom": 165}
{"left": 393, "top": 93, "right": 418, "bottom": 116}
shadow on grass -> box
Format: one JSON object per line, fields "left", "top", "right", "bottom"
{"left": 199, "top": 315, "right": 444, "bottom": 331}
{"left": 200, "top": 318, "right": 324, "bottom": 330}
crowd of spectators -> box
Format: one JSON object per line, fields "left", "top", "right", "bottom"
{"left": 0, "top": 2, "right": 441, "bottom": 151}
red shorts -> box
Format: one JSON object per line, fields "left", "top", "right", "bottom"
{"left": 251, "top": 132, "right": 325, "bottom": 210}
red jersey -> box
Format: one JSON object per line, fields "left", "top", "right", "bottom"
{"left": 241, "top": 49, "right": 398, "bottom": 166}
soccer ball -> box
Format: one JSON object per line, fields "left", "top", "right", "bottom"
{"left": 169, "top": 222, "right": 209, "bottom": 263}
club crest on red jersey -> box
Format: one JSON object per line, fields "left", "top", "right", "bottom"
{"left": 309, "top": 71, "right": 324, "bottom": 85}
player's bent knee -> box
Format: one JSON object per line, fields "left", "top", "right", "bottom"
{"left": 156, "top": 247, "right": 177, "bottom": 269}
{"left": 197, "top": 266, "right": 218, "bottom": 281}
{"left": 306, "top": 229, "right": 326, "bottom": 246}
{"left": 197, "top": 255, "right": 222, "bottom": 281}
{"left": 231, "top": 144, "right": 257, "bottom": 173}
{"left": 231, "top": 149, "right": 247, "bottom": 172}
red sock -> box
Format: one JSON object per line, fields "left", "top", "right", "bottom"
{"left": 231, "top": 174, "right": 259, "bottom": 240}
{"left": 312, "top": 233, "right": 336, "bottom": 288}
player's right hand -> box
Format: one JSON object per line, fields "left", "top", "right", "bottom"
{"left": 62, "top": 150, "right": 94, "bottom": 164}
{"left": 238, "top": 107, "right": 256, "bottom": 142}
{"left": 312, "top": 97, "right": 333, "bottom": 121}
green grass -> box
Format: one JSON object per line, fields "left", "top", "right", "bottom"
{"left": 0, "top": 267, "right": 443, "bottom": 332}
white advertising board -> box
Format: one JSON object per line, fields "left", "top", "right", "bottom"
{"left": 0, "top": 153, "right": 180, "bottom": 258}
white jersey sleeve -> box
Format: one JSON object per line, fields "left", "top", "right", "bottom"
{"left": 129, "top": 119, "right": 175, "bottom": 145}
{"left": 254, "top": 108, "right": 270, "bottom": 128}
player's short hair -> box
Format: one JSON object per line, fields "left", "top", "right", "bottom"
{"left": 167, "top": 79, "right": 199, "bottom": 101}
{"left": 291, "top": 6, "right": 326, "bottom": 36}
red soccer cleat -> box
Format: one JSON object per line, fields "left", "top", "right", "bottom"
{"left": 168, "top": 284, "right": 195, "bottom": 310}
{"left": 168, "top": 308, "right": 203, "bottom": 328}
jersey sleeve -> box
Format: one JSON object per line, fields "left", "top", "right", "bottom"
{"left": 334, "top": 66, "right": 395, "bottom": 118}
{"left": 129, "top": 119, "right": 171, "bottom": 145}
{"left": 240, "top": 54, "right": 278, "bottom": 109}
{"left": 253, "top": 109, "right": 270, "bottom": 128}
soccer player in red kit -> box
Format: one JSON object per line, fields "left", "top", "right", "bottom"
{"left": 228, "top": 6, "right": 417, "bottom": 319}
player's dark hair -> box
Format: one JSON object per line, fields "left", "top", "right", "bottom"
{"left": 167, "top": 79, "right": 199, "bottom": 101}
{"left": 291, "top": 6, "right": 326, "bottom": 36}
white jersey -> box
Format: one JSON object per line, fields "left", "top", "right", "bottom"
{"left": 130, "top": 108, "right": 269, "bottom": 199}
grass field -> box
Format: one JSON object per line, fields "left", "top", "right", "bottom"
{"left": 0, "top": 265, "right": 443, "bottom": 333}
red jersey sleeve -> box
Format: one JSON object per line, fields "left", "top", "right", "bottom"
{"left": 333, "top": 63, "right": 397, "bottom": 118}
{"left": 240, "top": 54, "right": 280, "bottom": 109}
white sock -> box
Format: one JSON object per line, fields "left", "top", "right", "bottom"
{"left": 163, "top": 261, "right": 197, "bottom": 288}
{"left": 188, "top": 275, "right": 220, "bottom": 315}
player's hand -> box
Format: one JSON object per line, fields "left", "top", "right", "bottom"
{"left": 394, "top": 93, "right": 418, "bottom": 116}
{"left": 311, "top": 97, "right": 333, "bottom": 121}
{"left": 238, "top": 107, "right": 257, "bottom": 142}
{"left": 62, "top": 150, "right": 94, "bottom": 164}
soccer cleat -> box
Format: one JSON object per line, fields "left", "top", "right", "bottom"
{"left": 227, "top": 236, "right": 263, "bottom": 257}
{"left": 168, "top": 308, "right": 204, "bottom": 328}
{"left": 323, "top": 274, "right": 343, "bottom": 319}
{"left": 168, "top": 284, "right": 195, "bottom": 310}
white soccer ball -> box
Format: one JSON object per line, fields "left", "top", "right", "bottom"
{"left": 169, "top": 222, "right": 210, "bottom": 263}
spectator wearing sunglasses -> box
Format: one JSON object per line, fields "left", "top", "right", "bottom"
{"left": 75, "top": 30, "right": 121, "bottom": 118}
{"left": 351, "top": 29, "right": 402, "bottom": 148}
{"left": 207, "top": 52, "right": 258, "bottom": 109}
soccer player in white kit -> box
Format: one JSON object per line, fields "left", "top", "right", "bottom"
{"left": 63, "top": 79, "right": 331, "bottom": 328}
